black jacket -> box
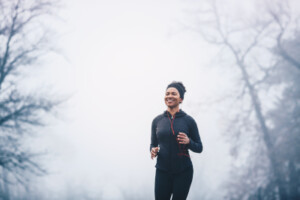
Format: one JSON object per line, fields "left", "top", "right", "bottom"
{"left": 150, "top": 110, "right": 203, "bottom": 173}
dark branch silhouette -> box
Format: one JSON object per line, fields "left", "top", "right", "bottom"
{"left": 0, "top": 0, "right": 61, "bottom": 198}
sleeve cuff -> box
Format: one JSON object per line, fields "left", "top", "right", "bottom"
{"left": 187, "top": 137, "right": 193, "bottom": 149}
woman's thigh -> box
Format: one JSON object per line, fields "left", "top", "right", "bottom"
{"left": 155, "top": 169, "right": 173, "bottom": 200}
{"left": 172, "top": 166, "right": 194, "bottom": 200}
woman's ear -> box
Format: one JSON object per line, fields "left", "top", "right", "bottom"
{"left": 179, "top": 98, "right": 183, "bottom": 104}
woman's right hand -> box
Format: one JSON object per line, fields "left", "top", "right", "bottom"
{"left": 151, "top": 147, "right": 159, "bottom": 159}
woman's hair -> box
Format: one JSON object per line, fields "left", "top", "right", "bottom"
{"left": 166, "top": 81, "right": 186, "bottom": 100}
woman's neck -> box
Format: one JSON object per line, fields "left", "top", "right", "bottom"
{"left": 167, "top": 106, "right": 180, "bottom": 117}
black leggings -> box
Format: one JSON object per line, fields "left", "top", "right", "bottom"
{"left": 155, "top": 166, "right": 193, "bottom": 200}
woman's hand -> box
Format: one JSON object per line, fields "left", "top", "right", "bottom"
{"left": 151, "top": 147, "right": 159, "bottom": 159}
{"left": 177, "top": 132, "right": 190, "bottom": 144}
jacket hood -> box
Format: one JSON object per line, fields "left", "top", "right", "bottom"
{"left": 163, "top": 109, "right": 187, "bottom": 118}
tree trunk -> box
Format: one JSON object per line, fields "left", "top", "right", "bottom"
{"left": 288, "top": 160, "right": 299, "bottom": 199}
{"left": 237, "top": 60, "right": 288, "bottom": 200}
{"left": 3, "top": 169, "right": 10, "bottom": 200}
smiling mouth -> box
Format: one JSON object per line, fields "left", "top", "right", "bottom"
{"left": 166, "top": 98, "right": 175, "bottom": 103}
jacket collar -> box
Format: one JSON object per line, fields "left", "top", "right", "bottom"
{"left": 163, "top": 109, "right": 186, "bottom": 118}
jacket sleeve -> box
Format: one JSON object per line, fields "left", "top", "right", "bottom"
{"left": 186, "top": 117, "right": 203, "bottom": 153}
{"left": 150, "top": 118, "right": 158, "bottom": 152}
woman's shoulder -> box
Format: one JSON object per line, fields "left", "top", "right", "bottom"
{"left": 153, "top": 113, "right": 164, "bottom": 121}
{"left": 183, "top": 113, "right": 197, "bottom": 124}
{"left": 152, "top": 113, "right": 165, "bottom": 124}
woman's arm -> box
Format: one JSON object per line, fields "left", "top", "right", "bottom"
{"left": 150, "top": 118, "right": 158, "bottom": 152}
{"left": 150, "top": 118, "right": 159, "bottom": 159}
{"left": 186, "top": 117, "right": 203, "bottom": 153}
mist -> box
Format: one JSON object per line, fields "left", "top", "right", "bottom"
{"left": 1, "top": 0, "right": 299, "bottom": 199}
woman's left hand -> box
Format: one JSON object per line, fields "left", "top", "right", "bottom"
{"left": 177, "top": 132, "right": 190, "bottom": 144}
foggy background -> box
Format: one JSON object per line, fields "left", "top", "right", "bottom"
{"left": 0, "top": 0, "right": 299, "bottom": 199}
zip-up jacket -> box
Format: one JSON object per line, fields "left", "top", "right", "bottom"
{"left": 150, "top": 110, "right": 203, "bottom": 173}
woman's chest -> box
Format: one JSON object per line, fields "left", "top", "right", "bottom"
{"left": 156, "top": 118, "right": 190, "bottom": 139}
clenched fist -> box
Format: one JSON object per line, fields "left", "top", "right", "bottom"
{"left": 151, "top": 147, "right": 159, "bottom": 159}
{"left": 177, "top": 132, "right": 190, "bottom": 144}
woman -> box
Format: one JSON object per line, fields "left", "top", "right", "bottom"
{"left": 150, "top": 81, "right": 203, "bottom": 200}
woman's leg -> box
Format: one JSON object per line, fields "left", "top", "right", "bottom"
{"left": 155, "top": 168, "right": 173, "bottom": 200}
{"left": 172, "top": 166, "right": 193, "bottom": 200}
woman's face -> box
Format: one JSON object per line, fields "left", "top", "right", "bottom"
{"left": 165, "top": 87, "right": 182, "bottom": 108}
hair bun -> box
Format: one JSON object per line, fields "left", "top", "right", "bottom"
{"left": 167, "top": 81, "right": 186, "bottom": 100}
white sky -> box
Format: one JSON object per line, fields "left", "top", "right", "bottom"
{"left": 20, "top": 0, "right": 251, "bottom": 199}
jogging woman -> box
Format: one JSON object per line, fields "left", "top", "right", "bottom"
{"left": 150, "top": 81, "right": 203, "bottom": 200}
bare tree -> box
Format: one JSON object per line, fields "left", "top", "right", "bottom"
{"left": 185, "top": 0, "right": 300, "bottom": 199}
{"left": 265, "top": 32, "right": 300, "bottom": 199}
{"left": 0, "top": 0, "right": 60, "bottom": 198}
{"left": 267, "top": 2, "right": 300, "bottom": 71}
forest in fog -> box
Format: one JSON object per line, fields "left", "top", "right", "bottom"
{"left": 0, "top": 0, "right": 299, "bottom": 199}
